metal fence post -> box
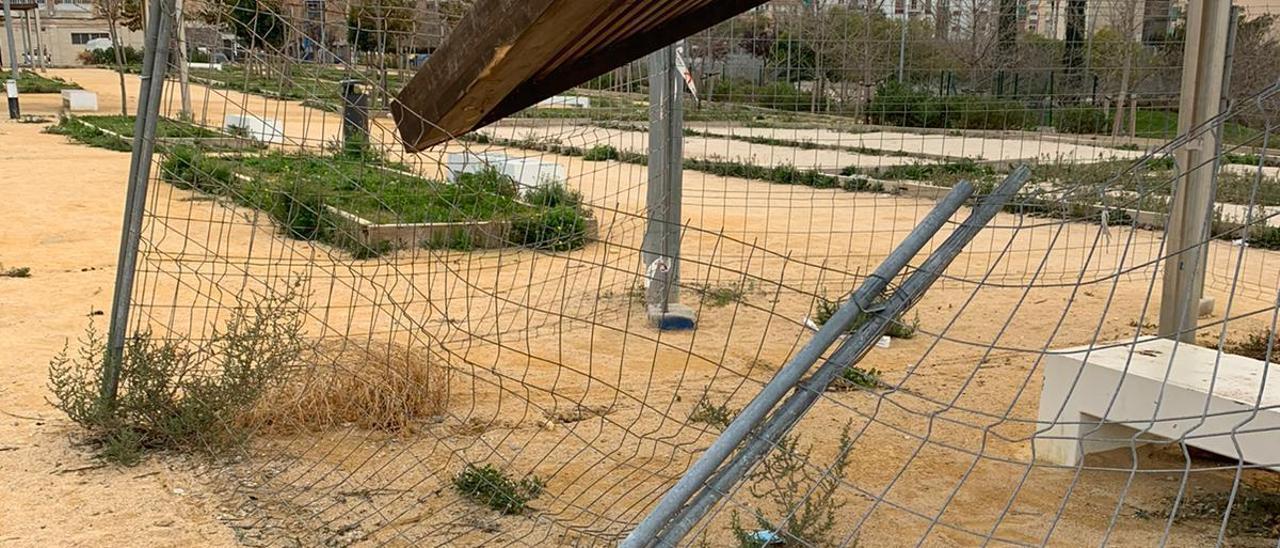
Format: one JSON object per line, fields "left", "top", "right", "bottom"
{"left": 1158, "top": 0, "right": 1231, "bottom": 342}
{"left": 103, "top": 0, "right": 174, "bottom": 402}
{"left": 643, "top": 42, "right": 695, "bottom": 330}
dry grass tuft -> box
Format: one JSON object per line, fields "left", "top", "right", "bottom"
{"left": 245, "top": 340, "right": 450, "bottom": 433}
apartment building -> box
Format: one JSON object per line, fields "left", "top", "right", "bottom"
{"left": 1, "top": 0, "right": 145, "bottom": 67}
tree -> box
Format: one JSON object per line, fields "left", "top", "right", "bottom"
{"left": 1227, "top": 13, "right": 1280, "bottom": 125}
{"left": 206, "top": 0, "right": 286, "bottom": 50}
{"left": 1104, "top": 0, "right": 1144, "bottom": 137}
{"left": 93, "top": 0, "right": 142, "bottom": 115}
{"left": 348, "top": 0, "right": 414, "bottom": 107}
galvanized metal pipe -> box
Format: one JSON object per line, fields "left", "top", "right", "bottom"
{"left": 648, "top": 167, "right": 1032, "bottom": 546}
{"left": 621, "top": 179, "right": 978, "bottom": 548}
{"left": 103, "top": 0, "right": 173, "bottom": 402}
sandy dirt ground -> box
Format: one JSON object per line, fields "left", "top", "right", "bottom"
{"left": 0, "top": 116, "right": 237, "bottom": 545}
{"left": 476, "top": 122, "right": 1144, "bottom": 173}
{"left": 3, "top": 68, "right": 1279, "bottom": 546}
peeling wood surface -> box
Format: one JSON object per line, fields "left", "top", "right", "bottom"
{"left": 391, "top": 0, "right": 769, "bottom": 152}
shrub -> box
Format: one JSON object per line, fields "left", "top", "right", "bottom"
{"left": 508, "top": 206, "right": 590, "bottom": 251}
{"left": 161, "top": 146, "right": 235, "bottom": 195}
{"left": 868, "top": 80, "right": 1038, "bottom": 131}
{"left": 456, "top": 166, "right": 519, "bottom": 199}
{"left": 454, "top": 463, "right": 544, "bottom": 514}
{"left": 1250, "top": 226, "right": 1280, "bottom": 250}
{"left": 1053, "top": 106, "right": 1111, "bottom": 134}
{"left": 1, "top": 265, "right": 30, "bottom": 278}
{"left": 47, "top": 281, "right": 307, "bottom": 464}
{"left": 812, "top": 295, "right": 918, "bottom": 340}
{"left": 1225, "top": 330, "right": 1276, "bottom": 362}
{"left": 269, "top": 181, "right": 331, "bottom": 240}
{"left": 713, "top": 79, "right": 820, "bottom": 112}
{"left": 876, "top": 159, "right": 995, "bottom": 183}
{"left": 730, "top": 424, "right": 854, "bottom": 547}
{"left": 689, "top": 395, "right": 737, "bottom": 430}
{"left": 78, "top": 46, "right": 144, "bottom": 66}
{"left": 583, "top": 144, "right": 621, "bottom": 161}
{"left": 836, "top": 365, "right": 884, "bottom": 391}
{"left": 524, "top": 181, "right": 583, "bottom": 209}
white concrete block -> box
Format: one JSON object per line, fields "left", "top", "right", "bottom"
{"left": 537, "top": 95, "right": 591, "bottom": 109}
{"left": 1035, "top": 338, "right": 1280, "bottom": 471}
{"left": 60, "top": 89, "right": 98, "bottom": 112}
{"left": 188, "top": 62, "right": 223, "bottom": 71}
{"left": 446, "top": 152, "right": 565, "bottom": 190}
{"left": 224, "top": 114, "right": 283, "bottom": 144}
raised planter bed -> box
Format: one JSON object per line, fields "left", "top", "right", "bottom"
{"left": 326, "top": 206, "right": 599, "bottom": 250}
{"left": 168, "top": 149, "right": 597, "bottom": 255}
{"left": 62, "top": 115, "right": 259, "bottom": 151}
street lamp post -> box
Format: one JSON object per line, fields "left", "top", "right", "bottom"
{"left": 2, "top": 0, "right": 21, "bottom": 118}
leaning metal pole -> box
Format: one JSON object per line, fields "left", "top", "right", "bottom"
{"left": 103, "top": 0, "right": 173, "bottom": 402}
{"left": 641, "top": 167, "right": 1032, "bottom": 547}
{"left": 642, "top": 42, "right": 694, "bottom": 330}
{"left": 622, "top": 179, "right": 979, "bottom": 548}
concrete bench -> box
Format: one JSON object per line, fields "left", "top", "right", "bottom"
{"left": 61, "top": 89, "right": 98, "bottom": 112}
{"left": 1034, "top": 338, "right": 1279, "bottom": 471}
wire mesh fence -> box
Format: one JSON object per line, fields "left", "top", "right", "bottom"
{"left": 64, "top": 0, "right": 1280, "bottom": 544}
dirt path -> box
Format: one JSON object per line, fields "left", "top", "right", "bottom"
{"left": 0, "top": 118, "right": 236, "bottom": 546}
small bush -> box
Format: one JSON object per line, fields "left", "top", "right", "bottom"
{"left": 730, "top": 424, "right": 853, "bottom": 547}
{"left": 78, "top": 46, "right": 144, "bottom": 66}
{"left": 47, "top": 281, "right": 308, "bottom": 464}
{"left": 269, "top": 181, "right": 331, "bottom": 241}
{"left": 583, "top": 144, "right": 621, "bottom": 161}
{"left": 456, "top": 166, "right": 519, "bottom": 199}
{"left": 689, "top": 396, "right": 737, "bottom": 430}
{"left": 454, "top": 463, "right": 544, "bottom": 514}
{"left": 1053, "top": 106, "right": 1111, "bottom": 134}
{"left": 509, "top": 206, "right": 590, "bottom": 251}
{"left": 1246, "top": 225, "right": 1280, "bottom": 250}
{"left": 1225, "top": 330, "right": 1276, "bottom": 362}
{"left": 877, "top": 159, "right": 994, "bottom": 182}
{"left": 835, "top": 365, "right": 884, "bottom": 391}
{"left": 161, "top": 146, "right": 236, "bottom": 195}
{"left": 812, "top": 295, "right": 916, "bottom": 338}
{"left": 1, "top": 265, "right": 30, "bottom": 278}
{"left": 524, "top": 181, "right": 583, "bottom": 209}
{"left": 871, "top": 83, "right": 1109, "bottom": 134}
{"left": 713, "top": 79, "right": 820, "bottom": 112}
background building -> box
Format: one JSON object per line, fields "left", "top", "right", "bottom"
{"left": 3, "top": 0, "right": 145, "bottom": 67}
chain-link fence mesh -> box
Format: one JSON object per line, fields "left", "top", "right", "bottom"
{"left": 80, "top": 0, "right": 1280, "bottom": 544}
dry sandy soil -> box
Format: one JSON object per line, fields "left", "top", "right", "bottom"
{"left": 2, "top": 68, "right": 1279, "bottom": 547}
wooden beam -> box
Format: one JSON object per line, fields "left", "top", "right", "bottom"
{"left": 391, "top": 0, "right": 770, "bottom": 152}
